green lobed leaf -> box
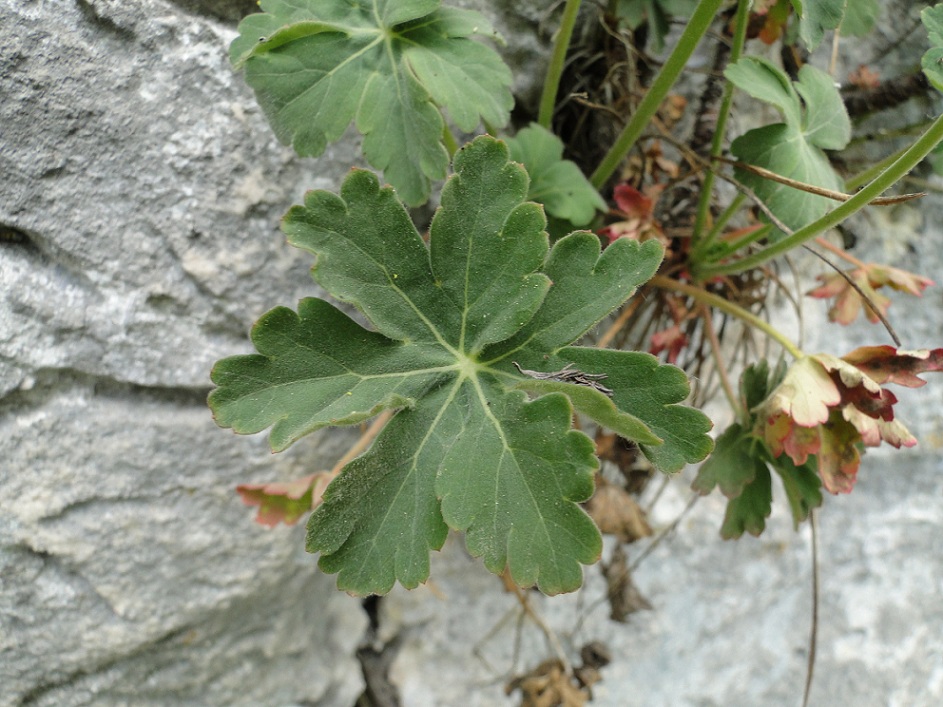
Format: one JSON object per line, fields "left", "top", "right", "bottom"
{"left": 428, "top": 139, "right": 551, "bottom": 353}
{"left": 691, "top": 423, "right": 762, "bottom": 498}
{"left": 922, "top": 5, "right": 943, "bottom": 93}
{"left": 209, "top": 299, "right": 453, "bottom": 451}
{"left": 506, "top": 124, "right": 607, "bottom": 228}
{"left": 513, "top": 379, "right": 662, "bottom": 447}
{"left": 725, "top": 57, "right": 801, "bottom": 126}
{"left": 727, "top": 59, "right": 850, "bottom": 234}
{"left": 766, "top": 452, "right": 823, "bottom": 529}
{"left": 839, "top": 0, "right": 878, "bottom": 37}
{"left": 433, "top": 381, "right": 602, "bottom": 594}
{"left": 558, "top": 348, "right": 714, "bottom": 473}
{"left": 482, "top": 235, "right": 665, "bottom": 365}
{"left": 210, "top": 136, "right": 698, "bottom": 595}
{"left": 720, "top": 465, "right": 772, "bottom": 539}
{"left": 791, "top": 0, "right": 845, "bottom": 50}
{"left": 740, "top": 359, "right": 787, "bottom": 412}
{"left": 307, "top": 385, "right": 453, "bottom": 594}
{"left": 231, "top": 0, "right": 512, "bottom": 205}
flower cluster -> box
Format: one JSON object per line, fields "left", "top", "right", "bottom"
{"left": 756, "top": 346, "right": 942, "bottom": 493}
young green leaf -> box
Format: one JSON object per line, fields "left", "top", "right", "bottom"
{"left": 739, "top": 359, "right": 787, "bottom": 412}
{"left": 691, "top": 423, "right": 761, "bottom": 499}
{"left": 506, "top": 124, "right": 607, "bottom": 228}
{"left": 790, "top": 0, "right": 845, "bottom": 50}
{"left": 210, "top": 136, "right": 701, "bottom": 595}
{"left": 230, "top": 0, "right": 512, "bottom": 205}
{"left": 720, "top": 465, "right": 772, "bottom": 539}
{"left": 726, "top": 58, "right": 850, "bottom": 234}
{"left": 839, "top": 0, "right": 878, "bottom": 37}
{"left": 766, "top": 453, "right": 822, "bottom": 529}
{"left": 922, "top": 4, "right": 943, "bottom": 93}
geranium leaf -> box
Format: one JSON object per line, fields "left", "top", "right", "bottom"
{"left": 306, "top": 386, "right": 453, "bottom": 594}
{"left": 513, "top": 379, "right": 662, "bottom": 447}
{"left": 210, "top": 136, "right": 699, "bottom": 595}
{"left": 506, "top": 124, "right": 607, "bottom": 227}
{"left": 231, "top": 0, "right": 512, "bottom": 205}
{"left": 433, "top": 382, "right": 602, "bottom": 595}
{"left": 727, "top": 59, "right": 850, "bottom": 234}
{"left": 839, "top": 0, "right": 878, "bottom": 37}
{"left": 482, "top": 235, "right": 665, "bottom": 365}
{"left": 724, "top": 57, "right": 801, "bottom": 126}
{"left": 208, "top": 299, "right": 453, "bottom": 452}
{"left": 237, "top": 473, "right": 333, "bottom": 527}
{"left": 691, "top": 423, "right": 760, "bottom": 498}
{"left": 720, "top": 465, "right": 772, "bottom": 539}
{"left": 790, "top": 0, "right": 845, "bottom": 50}
{"left": 557, "top": 348, "right": 714, "bottom": 473}
{"left": 763, "top": 355, "right": 841, "bottom": 428}
{"left": 766, "top": 453, "right": 822, "bottom": 528}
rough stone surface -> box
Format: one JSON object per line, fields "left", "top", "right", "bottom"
{"left": 0, "top": 1, "right": 370, "bottom": 705}
{"left": 2, "top": 1, "right": 942, "bottom": 706}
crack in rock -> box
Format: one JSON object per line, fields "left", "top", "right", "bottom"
{"left": 356, "top": 596, "right": 403, "bottom": 707}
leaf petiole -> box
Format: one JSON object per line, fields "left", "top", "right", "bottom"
{"left": 537, "top": 0, "right": 582, "bottom": 129}
{"left": 590, "top": 0, "right": 726, "bottom": 189}
{"left": 649, "top": 275, "right": 803, "bottom": 359}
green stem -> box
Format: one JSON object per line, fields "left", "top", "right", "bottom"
{"left": 696, "top": 112, "right": 943, "bottom": 279}
{"left": 844, "top": 142, "right": 909, "bottom": 191}
{"left": 691, "top": 0, "right": 751, "bottom": 250}
{"left": 590, "top": 0, "right": 725, "bottom": 189}
{"left": 700, "top": 306, "right": 744, "bottom": 418}
{"left": 708, "top": 223, "right": 773, "bottom": 262}
{"left": 537, "top": 0, "right": 582, "bottom": 129}
{"left": 692, "top": 192, "right": 747, "bottom": 261}
{"left": 651, "top": 275, "right": 803, "bottom": 359}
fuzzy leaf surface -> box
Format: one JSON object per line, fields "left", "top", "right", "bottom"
{"left": 727, "top": 59, "right": 850, "bottom": 235}
{"left": 210, "top": 136, "right": 687, "bottom": 595}
{"left": 231, "top": 0, "right": 512, "bottom": 205}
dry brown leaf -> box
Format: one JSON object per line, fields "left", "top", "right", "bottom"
{"left": 602, "top": 544, "right": 653, "bottom": 622}
{"left": 595, "top": 433, "right": 654, "bottom": 495}
{"left": 506, "top": 660, "right": 589, "bottom": 707}
{"left": 585, "top": 476, "right": 653, "bottom": 543}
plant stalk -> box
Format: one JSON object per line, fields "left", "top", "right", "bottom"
{"left": 650, "top": 275, "right": 803, "bottom": 359}
{"left": 538, "top": 0, "right": 583, "bottom": 129}
{"left": 590, "top": 0, "right": 726, "bottom": 189}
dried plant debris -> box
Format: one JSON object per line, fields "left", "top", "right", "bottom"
{"left": 506, "top": 642, "right": 612, "bottom": 707}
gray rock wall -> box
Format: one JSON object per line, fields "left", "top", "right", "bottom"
{"left": 2, "top": 1, "right": 941, "bottom": 706}
{"left": 0, "top": 1, "right": 370, "bottom": 704}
